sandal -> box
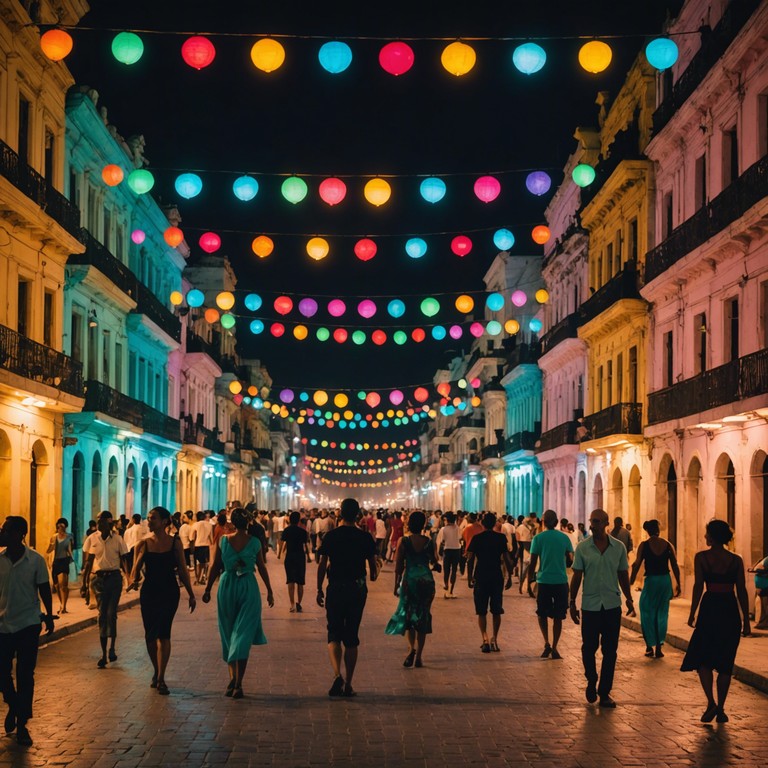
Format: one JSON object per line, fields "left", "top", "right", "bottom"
{"left": 225, "top": 680, "right": 236, "bottom": 697}
{"left": 328, "top": 676, "right": 345, "bottom": 697}
{"left": 157, "top": 682, "right": 170, "bottom": 696}
{"left": 489, "top": 640, "right": 500, "bottom": 653}
{"left": 403, "top": 650, "right": 416, "bottom": 668}
{"left": 481, "top": 642, "right": 491, "bottom": 654}
{"left": 232, "top": 687, "right": 243, "bottom": 699}
{"left": 644, "top": 647, "right": 654, "bottom": 657}
{"left": 541, "top": 644, "right": 552, "bottom": 658}
{"left": 150, "top": 675, "right": 158, "bottom": 689}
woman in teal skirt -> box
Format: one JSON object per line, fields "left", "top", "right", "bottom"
{"left": 203, "top": 508, "right": 274, "bottom": 698}
{"left": 629, "top": 519, "right": 681, "bottom": 658}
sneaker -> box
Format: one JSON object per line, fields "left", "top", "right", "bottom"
{"left": 328, "top": 676, "right": 345, "bottom": 697}
{"left": 585, "top": 682, "right": 597, "bottom": 703}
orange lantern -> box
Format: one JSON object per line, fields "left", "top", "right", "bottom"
{"left": 40, "top": 29, "right": 73, "bottom": 61}
{"left": 164, "top": 227, "right": 184, "bottom": 247}
{"left": 531, "top": 225, "right": 551, "bottom": 245}
{"left": 455, "top": 294, "right": 474, "bottom": 313}
{"left": 204, "top": 308, "right": 220, "bottom": 323}
{"left": 101, "top": 164, "right": 124, "bottom": 186}
{"left": 251, "top": 235, "right": 274, "bottom": 258}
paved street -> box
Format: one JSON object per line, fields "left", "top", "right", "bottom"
{"left": 8, "top": 558, "right": 768, "bottom": 768}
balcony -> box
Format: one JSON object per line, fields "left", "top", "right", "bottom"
{"left": 503, "top": 340, "right": 541, "bottom": 371}
{"left": 645, "top": 155, "right": 768, "bottom": 283}
{"left": 583, "top": 403, "right": 642, "bottom": 440}
{"left": 540, "top": 313, "right": 580, "bottom": 355}
{"left": 648, "top": 348, "right": 768, "bottom": 425}
{"left": 535, "top": 421, "right": 578, "bottom": 453}
{"left": 0, "top": 138, "right": 81, "bottom": 237}
{"left": 255, "top": 447, "right": 273, "bottom": 462}
{"left": 579, "top": 262, "right": 641, "bottom": 325}
{"left": 133, "top": 281, "right": 181, "bottom": 343}
{"left": 504, "top": 430, "right": 539, "bottom": 454}
{"left": 69, "top": 228, "right": 136, "bottom": 299}
{"left": 183, "top": 421, "right": 225, "bottom": 454}
{"left": 456, "top": 415, "right": 485, "bottom": 430}
{"left": 0, "top": 323, "right": 83, "bottom": 397}
{"left": 481, "top": 443, "right": 503, "bottom": 460}
{"left": 186, "top": 331, "right": 217, "bottom": 361}
{"left": 652, "top": 0, "right": 761, "bottom": 135}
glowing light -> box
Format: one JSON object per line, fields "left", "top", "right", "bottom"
{"left": 529, "top": 318, "right": 543, "bottom": 333}
{"left": 280, "top": 389, "right": 295, "bottom": 404}
{"left": 412, "top": 328, "right": 426, "bottom": 343}
{"left": 645, "top": 38, "right": 679, "bottom": 71}
{"left": 170, "top": 291, "right": 183, "bottom": 306}
{"left": 131, "top": 229, "right": 145, "bottom": 244}
{"left": 354, "top": 239, "right": 377, "bottom": 262}
{"left": 505, "top": 319, "right": 520, "bottom": 335}
{"left": 244, "top": 293, "right": 262, "bottom": 311}
{"left": 40, "top": 29, "right": 73, "bottom": 61}
{"left": 366, "top": 392, "right": 381, "bottom": 408}
{"left": 474, "top": 175, "right": 501, "bottom": 203}
{"left": 486, "top": 292, "right": 505, "bottom": 312}
{"left": 112, "top": 32, "right": 144, "bottom": 65}
{"left": 372, "top": 330, "right": 387, "bottom": 345}
{"left": 316, "top": 327, "right": 330, "bottom": 341}
{"left": 441, "top": 41, "right": 476, "bottom": 76}
{"left": 282, "top": 176, "right": 308, "bottom": 204}
{"left": 334, "top": 393, "right": 349, "bottom": 408}
{"left": 390, "top": 390, "right": 404, "bottom": 406}
{"left": 229, "top": 381, "right": 242, "bottom": 395}
{"left": 352, "top": 330, "right": 367, "bottom": 345}
{"left": 333, "top": 328, "right": 348, "bottom": 344}
{"left": 578, "top": 40, "right": 612, "bottom": 73}
{"left": 251, "top": 38, "right": 286, "bottom": 72}
{"left": 420, "top": 177, "right": 446, "bottom": 204}
{"left": 307, "top": 237, "right": 330, "bottom": 261}
{"left": 328, "top": 299, "right": 346, "bottom": 317}
{"left": 181, "top": 36, "right": 216, "bottom": 69}
{"left": 175, "top": 173, "right": 202, "bottom": 199}
{"left": 220, "top": 313, "right": 236, "bottom": 329}
{"left": 163, "top": 227, "right": 184, "bottom": 247}
{"left": 420, "top": 297, "right": 440, "bottom": 317}
{"left": 298, "top": 298, "right": 318, "bottom": 317}
{"left": 251, "top": 235, "right": 274, "bottom": 258}
{"left": 186, "top": 289, "right": 204, "bottom": 308}
{"left": 431, "top": 325, "right": 446, "bottom": 340}
{"left": 511, "top": 290, "right": 527, "bottom": 307}
{"left": 357, "top": 299, "right": 377, "bottom": 319}
{"left": 364, "top": 178, "right": 391, "bottom": 206}
{"left": 314, "top": 390, "right": 329, "bottom": 406}
{"left": 126, "top": 169, "right": 154, "bottom": 195}
{"left": 512, "top": 42, "right": 546, "bottom": 75}
{"left": 535, "top": 289, "right": 550, "bottom": 304}
{"left": 387, "top": 299, "right": 405, "bottom": 318}
{"left": 486, "top": 320, "right": 502, "bottom": 336}
{"left": 319, "top": 177, "right": 347, "bottom": 206}
{"left": 493, "top": 228, "right": 515, "bottom": 250}
{"left": 449, "top": 325, "right": 463, "bottom": 339}
{"left": 215, "top": 291, "right": 235, "bottom": 311}
{"left": 572, "top": 164, "right": 596, "bottom": 187}
{"left": 531, "top": 225, "right": 551, "bottom": 244}
{"left": 526, "top": 171, "right": 551, "bottom": 196}
{"left": 393, "top": 330, "right": 407, "bottom": 345}
{"left": 198, "top": 232, "right": 221, "bottom": 253}
{"left": 271, "top": 322, "right": 285, "bottom": 337}
{"left": 101, "top": 165, "right": 124, "bottom": 186}
{"left": 274, "top": 296, "right": 293, "bottom": 315}
{"left": 233, "top": 176, "right": 259, "bottom": 201}
{"left": 469, "top": 322, "right": 484, "bottom": 338}
{"left": 405, "top": 238, "right": 427, "bottom": 258}
{"left": 250, "top": 319, "right": 265, "bottom": 334}
{"left": 204, "top": 308, "right": 220, "bottom": 324}
{"left": 414, "top": 387, "right": 429, "bottom": 403}
{"left": 318, "top": 41, "right": 352, "bottom": 73}
{"left": 294, "top": 325, "right": 309, "bottom": 340}
{"left": 451, "top": 235, "right": 472, "bottom": 257}
{"left": 455, "top": 295, "right": 474, "bottom": 313}
{"left": 379, "top": 41, "right": 414, "bottom": 76}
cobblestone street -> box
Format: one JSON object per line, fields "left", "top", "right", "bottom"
{"left": 7, "top": 559, "right": 768, "bottom": 767}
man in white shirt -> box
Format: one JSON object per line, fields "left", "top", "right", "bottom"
{"left": 81, "top": 511, "right": 129, "bottom": 669}
{"left": 436, "top": 512, "right": 462, "bottom": 597}
{"left": 515, "top": 516, "right": 533, "bottom": 589}
{"left": 274, "top": 512, "right": 288, "bottom": 559}
{"left": 191, "top": 511, "right": 214, "bottom": 585}
{"left": 0, "top": 516, "right": 55, "bottom": 747}
{"left": 179, "top": 512, "right": 193, "bottom": 570}
{"left": 123, "top": 514, "right": 144, "bottom": 575}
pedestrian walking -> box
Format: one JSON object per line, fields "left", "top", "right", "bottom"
{"left": 46, "top": 517, "right": 74, "bottom": 614}
{"left": 569, "top": 508, "right": 633, "bottom": 708}
{"left": 127, "top": 507, "right": 196, "bottom": 695}
{"left": 316, "top": 498, "right": 378, "bottom": 698}
{"left": 191, "top": 511, "right": 214, "bottom": 585}
{"left": 629, "top": 519, "right": 681, "bottom": 658}
{"left": 281, "top": 511, "right": 310, "bottom": 612}
{"left": 81, "top": 511, "right": 130, "bottom": 668}
{"left": 749, "top": 555, "right": 768, "bottom": 629}
{"left": 681, "top": 519, "right": 751, "bottom": 723}
{"left": 436, "top": 512, "right": 462, "bottom": 598}
{"left": 387, "top": 512, "right": 404, "bottom": 563}
{"left": 528, "top": 510, "right": 574, "bottom": 660}
{"left": 202, "top": 508, "right": 274, "bottom": 699}
{"left": 610, "top": 517, "right": 633, "bottom": 554}
{"left": 467, "top": 513, "right": 514, "bottom": 653}
{"left": 123, "top": 514, "right": 144, "bottom": 576}
{"left": 0, "top": 516, "right": 56, "bottom": 747}
{"left": 385, "top": 511, "right": 438, "bottom": 667}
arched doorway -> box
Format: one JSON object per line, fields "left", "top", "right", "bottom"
{"left": 750, "top": 451, "right": 768, "bottom": 567}
{"left": 72, "top": 451, "right": 85, "bottom": 546}
{"left": 593, "top": 473, "right": 603, "bottom": 511}
{"left": 656, "top": 454, "right": 676, "bottom": 547}
{"left": 684, "top": 457, "right": 702, "bottom": 588}
{"left": 577, "top": 471, "right": 587, "bottom": 524}
{"left": 151, "top": 465, "right": 160, "bottom": 509}
{"left": 107, "top": 456, "right": 118, "bottom": 513}
{"left": 715, "top": 453, "right": 736, "bottom": 532}
{"left": 0, "top": 430, "right": 11, "bottom": 515}
{"left": 667, "top": 463, "right": 678, "bottom": 549}
{"left": 141, "top": 463, "right": 150, "bottom": 516}
{"left": 91, "top": 452, "right": 102, "bottom": 515}
{"left": 126, "top": 462, "right": 136, "bottom": 518}
{"left": 162, "top": 467, "right": 170, "bottom": 509}
{"left": 177, "top": 470, "right": 184, "bottom": 511}
{"left": 30, "top": 440, "right": 48, "bottom": 549}
{"left": 628, "top": 465, "right": 641, "bottom": 540}
{"left": 610, "top": 468, "right": 623, "bottom": 520}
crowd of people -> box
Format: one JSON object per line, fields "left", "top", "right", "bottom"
{"left": 0, "top": 500, "right": 765, "bottom": 747}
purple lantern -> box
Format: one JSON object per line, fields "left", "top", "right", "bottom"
{"left": 525, "top": 171, "right": 552, "bottom": 196}
{"left": 449, "top": 325, "right": 463, "bottom": 340}
{"left": 389, "top": 390, "right": 404, "bottom": 406}
{"left": 279, "top": 389, "right": 295, "bottom": 404}
{"left": 298, "top": 298, "right": 318, "bottom": 318}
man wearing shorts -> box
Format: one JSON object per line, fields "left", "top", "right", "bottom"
{"left": 192, "top": 511, "right": 213, "bottom": 585}
{"left": 316, "top": 498, "right": 377, "bottom": 698}
{"left": 528, "top": 509, "right": 574, "bottom": 659}
{"left": 467, "top": 513, "right": 514, "bottom": 653}
{"left": 436, "top": 512, "right": 462, "bottom": 598}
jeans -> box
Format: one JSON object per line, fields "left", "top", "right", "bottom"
{"left": 0, "top": 624, "right": 41, "bottom": 725}
{"left": 92, "top": 571, "right": 122, "bottom": 638}
{"left": 581, "top": 606, "right": 621, "bottom": 697}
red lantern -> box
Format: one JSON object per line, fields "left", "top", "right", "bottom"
{"left": 451, "top": 235, "right": 472, "bottom": 256}
{"left": 319, "top": 177, "right": 347, "bottom": 206}
{"left": 274, "top": 296, "right": 293, "bottom": 315}
{"left": 412, "top": 328, "right": 426, "bottom": 343}
{"left": 379, "top": 42, "right": 415, "bottom": 76}
{"left": 333, "top": 328, "right": 348, "bottom": 344}
{"left": 366, "top": 392, "right": 381, "bottom": 408}
{"left": 198, "top": 232, "right": 221, "bottom": 253}
{"left": 163, "top": 227, "right": 184, "bottom": 247}
{"left": 270, "top": 322, "right": 285, "bottom": 337}
{"left": 437, "top": 382, "right": 451, "bottom": 397}
{"left": 181, "top": 36, "right": 216, "bottom": 69}
{"left": 414, "top": 387, "right": 429, "bottom": 403}
{"left": 354, "top": 238, "right": 377, "bottom": 262}
{"left": 532, "top": 225, "right": 551, "bottom": 244}
{"left": 372, "top": 330, "right": 387, "bottom": 345}
{"left": 474, "top": 175, "right": 501, "bottom": 203}
{"left": 101, "top": 164, "right": 124, "bottom": 186}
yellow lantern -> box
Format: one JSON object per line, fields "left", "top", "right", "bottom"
{"left": 455, "top": 294, "right": 474, "bottom": 313}
{"left": 229, "top": 381, "right": 242, "bottom": 395}
{"left": 313, "top": 390, "right": 329, "bottom": 406}
{"left": 441, "top": 41, "right": 476, "bottom": 76}
{"left": 250, "top": 38, "right": 285, "bottom": 72}
{"left": 271, "top": 403, "right": 281, "bottom": 415}
{"left": 215, "top": 291, "right": 235, "bottom": 311}
{"left": 251, "top": 235, "right": 274, "bottom": 258}
{"left": 334, "top": 393, "right": 349, "bottom": 408}
{"left": 364, "top": 178, "right": 391, "bottom": 207}
{"left": 578, "top": 40, "right": 612, "bottom": 73}
{"left": 280, "top": 406, "right": 289, "bottom": 418}
{"left": 505, "top": 319, "right": 521, "bottom": 335}
{"left": 169, "top": 290, "right": 183, "bottom": 306}
{"left": 293, "top": 324, "right": 308, "bottom": 340}
{"left": 306, "top": 237, "right": 330, "bottom": 261}
{"left": 343, "top": 410, "right": 354, "bottom": 420}
{"left": 471, "top": 396, "right": 482, "bottom": 407}
{"left": 535, "top": 289, "right": 550, "bottom": 304}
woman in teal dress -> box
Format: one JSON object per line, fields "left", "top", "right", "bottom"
{"left": 385, "top": 511, "right": 438, "bottom": 668}
{"left": 202, "top": 508, "right": 274, "bottom": 698}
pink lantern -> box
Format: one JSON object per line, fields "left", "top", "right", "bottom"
{"left": 131, "top": 229, "right": 145, "bottom": 244}
{"left": 471, "top": 378, "right": 481, "bottom": 389}
{"left": 389, "top": 389, "right": 404, "bottom": 406}
{"left": 319, "top": 177, "right": 347, "bottom": 206}
{"left": 449, "top": 325, "right": 463, "bottom": 340}
{"left": 414, "top": 387, "right": 429, "bottom": 403}
{"left": 366, "top": 392, "right": 381, "bottom": 408}
{"left": 274, "top": 296, "right": 294, "bottom": 315}
{"left": 511, "top": 290, "right": 527, "bottom": 307}
{"left": 198, "top": 232, "right": 221, "bottom": 253}
{"left": 280, "top": 389, "right": 295, "bottom": 404}
{"left": 372, "top": 330, "right": 387, "bottom": 345}
{"left": 470, "top": 322, "right": 484, "bottom": 338}
{"left": 451, "top": 235, "right": 473, "bottom": 257}
{"left": 298, "top": 298, "right": 318, "bottom": 317}
{"left": 328, "top": 299, "right": 346, "bottom": 317}
{"left": 271, "top": 322, "right": 285, "bottom": 337}
{"left": 474, "top": 175, "right": 501, "bottom": 203}
{"left": 354, "top": 238, "right": 377, "bottom": 262}
{"left": 379, "top": 41, "right": 415, "bottom": 76}
{"left": 357, "top": 299, "right": 377, "bottom": 319}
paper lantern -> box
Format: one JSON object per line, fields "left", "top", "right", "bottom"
{"left": 102, "top": 165, "right": 124, "bottom": 186}
{"left": 366, "top": 392, "right": 381, "bottom": 408}
{"left": 471, "top": 396, "right": 482, "bottom": 408}
{"left": 645, "top": 38, "right": 678, "bottom": 71}
{"left": 181, "top": 36, "right": 216, "bottom": 69}
{"left": 387, "top": 299, "right": 405, "bottom": 318}
{"left": 436, "top": 382, "right": 451, "bottom": 397}
{"left": 535, "top": 289, "right": 550, "bottom": 304}
{"left": 451, "top": 235, "right": 472, "bottom": 257}
{"left": 529, "top": 318, "right": 543, "bottom": 333}
{"left": 197, "top": 232, "right": 220, "bottom": 254}
{"left": 169, "top": 291, "right": 183, "bottom": 306}
{"left": 280, "top": 389, "right": 295, "bottom": 404}
{"left": 131, "top": 229, "right": 145, "bottom": 244}
{"left": 220, "top": 313, "right": 236, "bottom": 329}
{"left": 414, "top": 387, "right": 429, "bottom": 403}
{"left": 250, "top": 319, "right": 265, "bottom": 334}
{"left": 328, "top": 299, "right": 346, "bottom": 317}
{"left": 40, "top": 29, "right": 73, "bottom": 61}
{"left": 319, "top": 177, "right": 347, "bottom": 206}
{"left": 245, "top": 293, "right": 262, "bottom": 311}
{"left": 532, "top": 225, "right": 551, "bottom": 244}
{"left": 364, "top": 178, "right": 391, "bottom": 206}
{"left": 470, "top": 377, "right": 481, "bottom": 389}
{"left": 526, "top": 171, "right": 551, "bottom": 196}
{"left": 306, "top": 237, "right": 330, "bottom": 261}
{"left": 389, "top": 390, "right": 404, "bottom": 406}
{"left": 251, "top": 38, "right": 285, "bottom": 72}
{"left": 233, "top": 176, "right": 259, "bottom": 201}
{"left": 187, "top": 289, "right": 204, "bottom": 308}
{"left": 282, "top": 176, "right": 308, "bottom": 204}
{"left": 334, "top": 393, "right": 349, "bottom": 408}
{"left": 405, "top": 238, "right": 427, "bottom": 259}
{"left": 486, "top": 292, "right": 505, "bottom": 312}
{"left": 512, "top": 42, "right": 546, "bottom": 75}
{"left": 127, "top": 169, "right": 154, "bottom": 195}
{"left": 352, "top": 330, "right": 367, "bottom": 345}
{"left": 393, "top": 330, "right": 407, "bottom": 345}
{"left": 204, "top": 308, "right": 220, "bottom": 324}
{"left": 216, "top": 291, "right": 235, "bottom": 311}
{"left": 578, "top": 40, "right": 612, "bottom": 74}
{"left": 298, "top": 298, "right": 318, "bottom": 317}
{"left": 274, "top": 296, "right": 293, "bottom": 315}
{"left": 174, "top": 173, "right": 202, "bottom": 200}
{"left": 511, "top": 290, "right": 527, "bottom": 307}
{"left": 486, "top": 320, "right": 502, "bottom": 336}
{"left": 354, "top": 239, "right": 377, "bottom": 262}
{"left": 441, "top": 41, "right": 476, "bottom": 76}
{"left": 372, "top": 330, "right": 387, "bottom": 345}
{"left": 455, "top": 295, "right": 474, "bottom": 313}
{"left": 432, "top": 325, "right": 447, "bottom": 340}
{"left": 333, "top": 328, "right": 348, "bottom": 344}
{"left": 412, "top": 328, "right": 426, "bottom": 343}
{"left": 229, "top": 381, "right": 242, "bottom": 395}
{"left": 358, "top": 299, "right": 377, "bottom": 318}
{"left": 379, "top": 41, "right": 414, "bottom": 76}
{"left": 271, "top": 322, "right": 285, "bottom": 337}
{"left": 449, "top": 325, "right": 463, "bottom": 339}
{"left": 572, "top": 164, "right": 596, "bottom": 187}
{"left": 493, "top": 229, "right": 515, "bottom": 251}
{"left": 112, "top": 32, "right": 144, "bottom": 65}
{"left": 469, "top": 322, "right": 484, "bottom": 338}
{"left": 474, "top": 176, "right": 501, "bottom": 203}
{"left": 318, "top": 41, "right": 352, "bottom": 73}
{"left": 314, "top": 390, "right": 329, "bottom": 406}
{"left": 163, "top": 227, "right": 184, "bottom": 247}
{"left": 420, "top": 177, "right": 446, "bottom": 204}
{"left": 420, "top": 297, "right": 440, "bottom": 317}
{"left": 294, "top": 325, "right": 308, "bottom": 340}
{"left": 251, "top": 236, "right": 274, "bottom": 258}
{"left": 316, "top": 327, "right": 330, "bottom": 341}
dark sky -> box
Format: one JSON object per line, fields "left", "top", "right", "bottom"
{"left": 66, "top": 0, "right": 680, "bottom": 450}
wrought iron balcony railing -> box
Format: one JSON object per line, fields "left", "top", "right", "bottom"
{"left": 504, "top": 430, "right": 539, "bottom": 454}
{"left": 133, "top": 280, "right": 181, "bottom": 343}
{"left": 583, "top": 403, "right": 643, "bottom": 440}
{"left": 69, "top": 228, "right": 136, "bottom": 298}
{"left": 0, "top": 323, "right": 84, "bottom": 397}
{"left": 183, "top": 422, "right": 225, "bottom": 454}
{"left": 540, "top": 313, "right": 580, "bottom": 355}
{"left": 481, "top": 442, "right": 503, "bottom": 460}
{"left": 186, "top": 330, "right": 217, "bottom": 360}
{"left": 648, "top": 347, "right": 768, "bottom": 425}
{"left": 503, "top": 340, "right": 541, "bottom": 371}
{"left": 579, "top": 262, "right": 641, "bottom": 325}
{"left": 535, "top": 421, "right": 578, "bottom": 453}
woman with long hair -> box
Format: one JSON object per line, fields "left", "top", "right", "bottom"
{"left": 47, "top": 518, "right": 74, "bottom": 614}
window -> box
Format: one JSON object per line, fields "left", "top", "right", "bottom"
{"left": 596, "top": 365, "right": 604, "bottom": 411}
{"left": 629, "top": 346, "right": 638, "bottom": 402}
{"left": 44, "top": 129, "right": 54, "bottom": 182}
{"left": 694, "top": 312, "right": 707, "bottom": 375}
{"left": 663, "top": 330, "right": 674, "bottom": 388}
{"left": 759, "top": 93, "right": 768, "bottom": 159}
{"left": 18, "top": 95, "right": 30, "bottom": 163}
{"left": 596, "top": 254, "right": 603, "bottom": 289}
{"left": 694, "top": 153, "right": 707, "bottom": 210}
{"left": 43, "top": 290, "right": 54, "bottom": 347}
{"left": 614, "top": 232, "right": 622, "bottom": 272}
{"left": 722, "top": 126, "right": 738, "bottom": 186}
{"left": 71, "top": 311, "right": 83, "bottom": 362}
{"left": 762, "top": 283, "right": 768, "bottom": 348}
{"left": 115, "top": 342, "right": 123, "bottom": 391}
{"left": 725, "top": 297, "right": 739, "bottom": 362}
{"left": 628, "top": 218, "right": 638, "bottom": 262}
{"left": 103, "top": 206, "right": 112, "bottom": 251}
{"left": 607, "top": 360, "right": 613, "bottom": 406}
{"left": 606, "top": 244, "right": 614, "bottom": 278}
{"left": 88, "top": 324, "right": 98, "bottom": 380}
{"left": 138, "top": 357, "right": 146, "bottom": 401}
{"left": 616, "top": 352, "right": 623, "bottom": 402}
{"left": 662, "top": 191, "right": 673, "bottom": 238}
{"left": 115, "top": 223, "right": 124, "bottom": 261}
{"left": 17, "top": 279, "right": 30, "bottom": 337}
{"left": 68, "top": 169, "right": 79, "bottom": 206}
{"left": 102, "top": 331, "right": 111, "bottom": 386}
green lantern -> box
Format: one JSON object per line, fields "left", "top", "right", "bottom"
{"left": 572, "top": 164, "right": 596, "bottom": 187}
{"left": 112, "top": 32, "right": 144, "bottom": 65}
{"left": 220, "top": 313, "right": 236, "bottom": 329}
{"left": 393, "top": 330, "right": 408, "bottom": 345}
{"left": 420, "top": 297, "right": 440, "bottom": 318}
{"left": 316, "top": 327, "right": 330, "bottom": 341}
{"left": 352, "top": 330, "right": 367, "bottom": 345}
{"left": 127, "top": 169, "right": 155, "bottom": 195}
{"left": 281, "top": 176, "right": 308, "bottom": 204}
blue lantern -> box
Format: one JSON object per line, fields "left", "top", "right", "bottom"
{"left": 244, "top": 293, "right": 262, "bottom": 311}
{"left": 387, "top": 299, "right": 406, "bottom": 318}
{"left": 486, "top": 320, "right": 502, "bottom": 336}
{"left": 318, "top": 41, "right": 352, "bottom": 73}
{"left": 493, "top": 228, "right": 515, "bottom": 250}
{"left": 175, "top": 173, "right": 203, "bottom": 199}
{"left": 431, "top": 325, "right": 447, "bottom": 340}
{"left": 486, "top": 292, "right": 505, "bottom": 312}
{"left": 512, "top": 43, "right": 546, "bottom": 75}
{"left": 249, "top": 319, "right": 265, "bottom": 334}
{"left": 529, "top": 318, "right": 543, "bottom": 333}
{"left": 233, "top": 175, "right": 259, "bottom": 201}
{"left": 405, "top": 237, "right": 427, "bottom": 259}
{"left": 420, "top": 177, "right": 446, "bottom": 204}
{"left": 525, "top": 171, "right": 551, "bottom": 196}
{"left": 645, "top": 38, "right": 679, "bottom": 71}
{"left": 186, "top": 289, "right": 205, "bottom": 308}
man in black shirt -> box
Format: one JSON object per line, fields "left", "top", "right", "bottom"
{"left": 467, "top": 513, "right": 514, "bottom": 654}
{"left": 317, "top": 498, "right": 377, "bottom": 698}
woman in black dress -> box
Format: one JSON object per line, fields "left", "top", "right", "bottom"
{"left": 681, "top": 519, "right": 750, "bottom": 722}
{"left": 281, "top": 511, "right": 310, "bottom": 612}
{"left": 128, "top": 506, "right": 196, "bottom": 695}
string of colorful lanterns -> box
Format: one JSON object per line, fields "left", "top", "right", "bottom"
{"left": 307, "top": 460, "right": 413, "bottom": 476}
{"left": 302, "top": 438, "right": 419, "bottom": 451}
{"left": 312, "top": 475, "right": 404, "bottom": 489}
{"left": 308, "top": 454, "right": 416, "bottom": 468}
